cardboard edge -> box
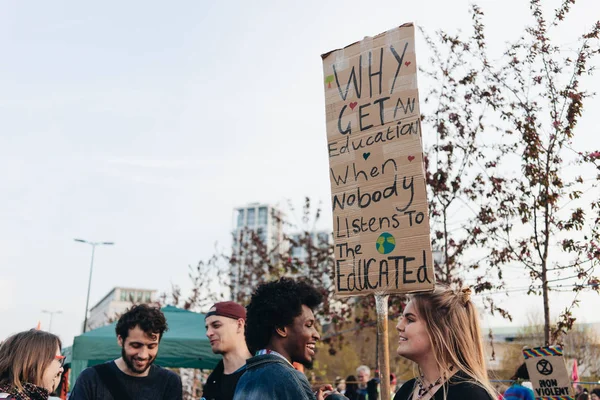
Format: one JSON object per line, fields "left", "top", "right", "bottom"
{"left": 333, "top": 284, "right": 435, "bottom": 298}
{"left": 320, "top": 22, "right": 415, "bottom": 60}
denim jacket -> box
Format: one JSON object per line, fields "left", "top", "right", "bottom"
{"left": 233, "top": 354, "right": 315, "bottom": 400}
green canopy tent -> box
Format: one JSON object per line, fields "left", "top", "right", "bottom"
{"left": 67, "top": 305, "right": 220, "bottom": 386}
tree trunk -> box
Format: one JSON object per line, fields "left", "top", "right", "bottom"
{"left": 444, "top": 209, "right": 450, "bottom": 283}
{"left": 542, "top": 259, "right": 550, "bottom": 345}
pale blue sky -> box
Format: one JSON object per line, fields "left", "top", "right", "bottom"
{"left": 1, "top": 0, "right": 598, "bottom": 345}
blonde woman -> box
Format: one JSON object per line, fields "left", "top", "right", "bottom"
{"left": 0, "top": 330, "right": 64, "bottom": 400}
{"left": 393, "top": 286, "right": 495, "bottom": 400}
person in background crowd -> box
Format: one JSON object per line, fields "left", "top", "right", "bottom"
{"left": 393, "top": 286, "right": 496, "bottom": 400}
{"left": 389, "top": 373, "right": 398, "bottom": 398}
{"left": 576, "top": 385, "right": 589, "bottom": 397}
{"left": 578, "top": 394, "right": 589, "bottom": 400}
{"left": 590, "top": 388, "right": 600, "bottom": 400}
{"left": 70, "top": 304, "right": 182, "bottom": 400}
{"left": 344, "top": 375, "right": 358, "bottom": 400}
{"left": 503, "top": 363, "right": 534, "bottom": 400}
{"left": 233, "top": 278, "right": 346, "bottom": 400}
{"left": 355, "top": 366, "right": 370, "bottom": 400}
{"left": 366, "top": 371, "right": 378, "bottom": 400}
{"left": 494, "top": 384, "right": 508, "bottom": 400}
{"left": 0, "top": 330, "right": 64, "bottom": 400}
{"left": 334, "top": 377, "right": 346, "bottom": 395}
{"left": 201, "top": 301, "right": 252, "bottom": 400}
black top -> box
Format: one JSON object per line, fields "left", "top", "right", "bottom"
{"left": 202, "top": 360, "right": 246, "bottom": 400}
{"left": 70, "top": 361, "right": 182, "bottom": 400}
{"left": 353, "top": 379, "right": 379, "bottom": 400}
{"left": 394, "top": 373, "right": 493, "bottom": 400}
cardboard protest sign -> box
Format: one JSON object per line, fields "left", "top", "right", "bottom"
{"left": 321, "top": 23, "right": 435, "bottom": 297}
{"left": 523, "top": 346, "right": 574, "bottom": 400}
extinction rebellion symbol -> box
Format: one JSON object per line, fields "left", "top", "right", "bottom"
{"left": 536, "top": 359, "right": 553, "bottom": 376}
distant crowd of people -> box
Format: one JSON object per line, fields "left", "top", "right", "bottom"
{"left": 572, "top": 385, "right": 600, "bottom": 400}
{"left": 1, "top": 278, "right": 595, "bottom": 400}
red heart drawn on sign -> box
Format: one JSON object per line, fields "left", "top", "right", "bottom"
{"left": 349, "top": 102, "right": 358, "bottom": 110}
{"left": 405, "top": 61, "right": 411, "bottom": 67}
{"left": 408, "top": 155, "right": 415, "bottom": 162}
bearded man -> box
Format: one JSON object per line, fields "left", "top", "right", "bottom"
{"left": 70, "top": 304, "right": 182, "bottom": 400}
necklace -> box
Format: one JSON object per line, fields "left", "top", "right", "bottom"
{"left": 415, "top": 366, "right": 453, "bottom": 400}
{"left": 415, "top": 375, "right": 443, "bottom": 399}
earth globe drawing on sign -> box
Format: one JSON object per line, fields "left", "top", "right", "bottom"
{"left": 376, "top": 232, "right": 396, "bottom": 255}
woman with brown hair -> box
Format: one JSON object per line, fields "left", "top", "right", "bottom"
{"left": 0, "top": 330, "right": 65, "bottom": 400}
{"left": 393, "top": 286, "right": 496, "bottom": 400}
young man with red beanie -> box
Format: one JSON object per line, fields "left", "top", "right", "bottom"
{"left": 201, "top": 301, "right": 251, "bottom": 400}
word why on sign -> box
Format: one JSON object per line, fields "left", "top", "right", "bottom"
{"left": 332, "top": 43, "right": 409, "bottom": 102}
{"left": 327, "top": 43, "right": 417, "bottom": 138}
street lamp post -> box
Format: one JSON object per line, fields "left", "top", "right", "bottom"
{"left": 74, "top": 238, "right": 114, "bottom": 333}
{"left": 41, "top": 310, "right": 62, "bottom": 333}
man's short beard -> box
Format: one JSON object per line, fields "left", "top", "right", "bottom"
{"left": 212, "top": 347, "right": 225, "bottom": 355}
{"left": 122, "top": 347, "right": 155, "bottom": 374}
{"left": 301, "top": 359, "right": 314, "bottom": 369}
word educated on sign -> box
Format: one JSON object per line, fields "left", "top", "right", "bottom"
{"left": 523, "top": 346, "right": 574, "bottom": 400}
{"left": 321, "top": 23, "right": 435, "bottom": 297}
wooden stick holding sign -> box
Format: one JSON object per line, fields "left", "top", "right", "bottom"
{"left": 321, "top": 23, "right": 435, "bottom": 399}
{"left": 376, "top": 295, "right": 391, "bottom": 400}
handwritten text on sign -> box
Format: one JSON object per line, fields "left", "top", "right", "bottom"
{"left": 321, "top": 24, "right": 435, "bottom": 296}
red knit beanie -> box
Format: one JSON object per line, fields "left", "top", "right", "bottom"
{"left": 205, "top": 301, "right": 246, "bottom": 321}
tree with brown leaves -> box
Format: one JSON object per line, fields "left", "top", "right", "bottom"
{"left": 422, "top": 0, "right": 600, "bottom": 345}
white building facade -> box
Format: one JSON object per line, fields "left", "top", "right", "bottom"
{"left": 231, "top": 203, "right": 284, "bottom": 299}
{"left": 289, "top": 230, "right": 332, "bottom": 262}
{"left": 233, "top": 203, "right": 284, "bottom": 253}
{"left": 86, "top": 287, "right": 158, "bottom": 331}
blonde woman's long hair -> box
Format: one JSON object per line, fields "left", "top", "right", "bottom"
{"left": 409, "top": 285, "right": 496, "bottom": 399}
